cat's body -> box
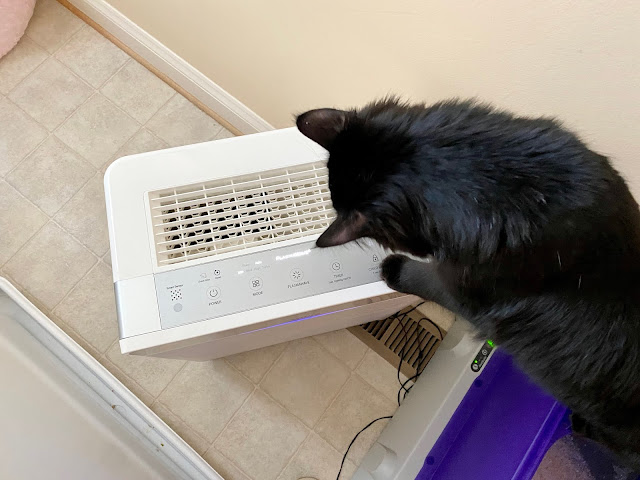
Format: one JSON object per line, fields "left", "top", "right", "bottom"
{"left": 297, "top": 99, "right": 640, "bottom": 470}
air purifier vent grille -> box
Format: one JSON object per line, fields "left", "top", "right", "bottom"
{"left": 148, "top": 161, "right": 334, "bottom": 266}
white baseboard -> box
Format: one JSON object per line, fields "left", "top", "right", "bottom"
{"left": 62, "top": 0, "right": 274, "bottom": 135}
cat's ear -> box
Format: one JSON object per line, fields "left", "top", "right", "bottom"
{"left": 296, "top": 108, "right": 347, "bottom": 150}
{"left": 316, "top": 212, "right": 367, "bottom": 247}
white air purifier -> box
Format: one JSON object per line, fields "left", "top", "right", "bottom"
{"left": 105, "top": 128, "right": 415, "bottom": 360}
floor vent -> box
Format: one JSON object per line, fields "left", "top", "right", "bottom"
{"left": 350, "top": 305, "right": 446, "bottom": 379}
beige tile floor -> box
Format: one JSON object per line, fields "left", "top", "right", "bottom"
{"left": 0, "top": 2, "right": 403, "bottom": 479}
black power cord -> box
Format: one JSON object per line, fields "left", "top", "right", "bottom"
{"left": 336, "top": 303, "right": 444, "bottom": 479}
{"left": 335, "top": 415, "right": 393, "bottom": 480}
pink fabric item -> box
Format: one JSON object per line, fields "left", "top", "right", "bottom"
{"left": 0, "top": 0, "right": 37, "bottom": 58}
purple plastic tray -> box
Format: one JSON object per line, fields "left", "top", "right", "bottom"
{"left": 416, "top": 349, "right": 571, "bottom": 480}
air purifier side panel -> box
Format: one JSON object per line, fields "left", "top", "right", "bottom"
{"left": 126, "top": 295, "right": 416, "bottom": 361}
{"left": 104, "top": 166, "right": 153, "bottom": 285}
{"left": 114, "top": 276, "right": 161, "bottom": 338}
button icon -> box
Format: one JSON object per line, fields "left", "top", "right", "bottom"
{"left": 290, "top": 268, "right": 304, "bottom": 281}
{"left": 481, "top": 349, "right": 488, "bottom": 356}
{"left": 213, "top": 269, "right": 221, "bottom": 277}
{"left": 331, "top": 261, "right": 342, "bottom": 271}
{"left": 200, "top": 273, "right": 207, "bottom": 279}
{"left": 173, "top": 303, "right": 183, "bottom": 312}
{"left": 250, "top": 277, "right": 263, "bottom": 291}
{"left": 373, "top": 254, "right": 379, "bottom": 262}
{"left": 472, "top": 363, "right": 480, "bottom": 372}
{"left": 207, "top": 287, "right": 221, "bottom": 299}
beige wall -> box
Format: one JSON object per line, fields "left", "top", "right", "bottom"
{"left": 106, "top": 0, "right": 640, "bottom": 194}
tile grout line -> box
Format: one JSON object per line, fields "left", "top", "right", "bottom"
{"left": 148, "top": 398, "right": 212, "bottom": 453}
{"left": 48, "top": 250, "right": 101, "bottom": 313}
{"left": 0, "top": 194, "right": 97, "bottom": 278}
{"left": 220, "top": 341, "right": 293, "bottom": 390}
{"left": 310, "top": 370, "right": 354, "bottom": 433}
{"left": 51, "top": 171, "right": 110, "bottom": 256}
{"left": 0, "top": 37, "right": 48, "bottom": 96}
{"left": 139, "top": 91, "right": 178, "bottom": 130}
{"left": 277, "top": 372, "right": 376, "bottom": 479}
{"left": 331, "top": 370, "right": 400, "bottom": 462}
{"left": 16, "top": 20, "right": 87, "bottom": 97}
{"left": 353, "top": 344, "right": 374, "bottom": 372}
{"left": 256, "top": 341, "right": 293, "bottom": 386}
{"left": 49, "top": 310, "right": 104, "bottom": 358}
{"left": 0, "top": 270, "right": 52, "bottom": 315}
{"left": 99, "top": 354, "right": 157, "bottom": 403}
{"left": 338, "top": 337, "right": 409, "bottom": 404}
{"left": 101, "top": 90, "right": 177, "bottom": 170}
{"left": 251, "top": 380, "right": 318, "bottom": 432}
{"left": 2, "top": 100, "right": 51, "bottom": 176}
{"left": 55, "top": 26, "right": 130, "bottom": 92}
{"left": 0, "top": 211, "right": 47, "bottom": 272}
{"left": 311, "top": 371, "right": 360, "bottom": 456}
{"left": 308, "top": 334, "right": 407, "bottom": 407}
{"left": 309, "top": 332, "right": 369, "bottom": 372}
{"left": 150, "top": 360, "right": 189, "bottom": 403}
{"left": 24, "top": 9, "right": 86, "bottom": 57}
{"left": 275, "top": 429, "right": 313, "bottom": 480}
{"left": 104, "top": 337, "right": 119, "bottom": 354}
{"left": 209, "top": 385, "right": 258, "bottom": 453}
{"left": 206, "top": 446, "right": 256, "bottom": 480}
{"left": 4, "top": 79, "right": 97, "bottom": 181}
{"left": 221, "top": 358, "right": 258, "bottom": 386}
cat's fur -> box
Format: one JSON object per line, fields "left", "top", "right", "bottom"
{"left": 297, "top": 98, "right": 640, "bottom": 471}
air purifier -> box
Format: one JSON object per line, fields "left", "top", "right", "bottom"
{"left": 104, "top": 128, "right": 415, "bottom": 360}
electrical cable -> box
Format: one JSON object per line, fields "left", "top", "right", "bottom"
{"left": 394, "top": 303, "right": 425, "bottom": 399}
{"left": 335, "top": 415, "right": 393, "bottom": 480}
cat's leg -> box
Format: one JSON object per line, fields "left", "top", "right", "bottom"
{"left": 570, "top": 412, "right": 593, "bottom": 437}
{"left": 381, "top": 254, "right": 463, "bottom": 314}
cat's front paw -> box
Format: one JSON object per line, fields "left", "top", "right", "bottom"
{"left": 381, "top": 254, "right": 409, "bottom": 292}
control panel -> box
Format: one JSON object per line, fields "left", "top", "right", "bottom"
{"left": 471, "top": 340, "right": 495, "bottom": 372}
{"left": 155, "top": 240, "right": 388, "bottom": 329}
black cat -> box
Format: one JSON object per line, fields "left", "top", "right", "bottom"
{"left": 297, "top": 98, "right": 640, "bottom": 471}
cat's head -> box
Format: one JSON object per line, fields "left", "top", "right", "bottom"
{"left": 296, "top": 99, "right": 429, "bottom": 256}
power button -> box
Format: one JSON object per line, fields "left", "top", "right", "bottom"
{"left": 207, "top": 287, "right": 221, "bottom": 299}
